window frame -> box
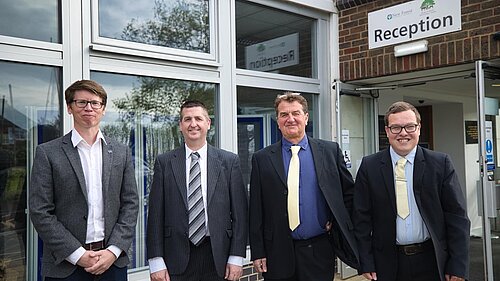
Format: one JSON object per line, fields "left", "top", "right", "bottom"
{"left": 90, "top": 0, "right": 218, "bottom": 64}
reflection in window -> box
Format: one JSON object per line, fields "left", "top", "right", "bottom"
{"left": 91, "top": 71, "right": 216, "bottom": 268}
{"left": 236, "top": 86, "right": 314, "bottom": 188}
{"left": 0, "top": 0, "right": 61, "bottom": 43}
{"left": 236, "top": 0, "right": 316, "bottom": 78}
{"left": 0, "top": 61, "right": 62, "bottom": 281}
{"left": 98, "top": 0, "right": 210, "bottom": 53}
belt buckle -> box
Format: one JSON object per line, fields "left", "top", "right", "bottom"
{"left": 403, "top": 244, "right": 420, "bottom": 255}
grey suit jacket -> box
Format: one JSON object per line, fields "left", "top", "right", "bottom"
{"left": 353, "top": 146, "right": 470, "bottom": 281}
{"left": 146, "top": 144, "right": 248, "bottom": 278}
{"left": 249, "top": 137, "right": 359, "bottom": 279}
{"left": 29, "top": 132, "right": 139, "bottom": 278}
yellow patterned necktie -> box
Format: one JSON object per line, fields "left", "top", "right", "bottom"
{"left": 287, "top": 146, "right": 301, "bottom": 230}
{"left": 395, "top": 158, "right": 409, "bottom": 219}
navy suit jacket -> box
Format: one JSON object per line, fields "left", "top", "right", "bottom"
{"left": 249, "top": 137, "right": 359, "bottom": 279}
{"left": 353, "top": 146, "right": 470, "bottom": 281}
{"left": 146, "top": 144, "right": 248, "bottom": 277}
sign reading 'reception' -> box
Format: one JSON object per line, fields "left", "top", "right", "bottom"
{"left": 245, "top": 33, "right": 299, "bottom": 72}
{"left": 368, "top": 0, "right": 461, "bottom": 49}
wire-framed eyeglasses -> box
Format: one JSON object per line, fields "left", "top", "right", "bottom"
{"left": 387, "top": 124, "right": 419, "bottom": 134}
{"left": 72, "top": 99, "right": 105, "bottom": 109}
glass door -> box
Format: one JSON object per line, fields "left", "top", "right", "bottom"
{"left": 476, "top": 60, "right": 500, "bottom": 281}
{"left": 334, "top": 81, "right": 378, "bottom": 278}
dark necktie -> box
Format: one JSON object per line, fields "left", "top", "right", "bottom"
{"left": 188, "top": 152, "right": 206, "bottom": 245}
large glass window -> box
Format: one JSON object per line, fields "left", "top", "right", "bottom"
{"left": 97, "top": 0, "right": 211, "bottom": 54}
{"left": 236, "top": 0, "right": 316, "bottom": 78}
{"left": 237, "top": 86, "right": 314, "bottom": 188}
{"left": 0, "top": 61, "right": 62, "bottom": 281}
{"left": 0, "top": 0, "right": 61, "bottom": 43}
{"left": 91, "top": 71, "right": 217, "bottom": 269}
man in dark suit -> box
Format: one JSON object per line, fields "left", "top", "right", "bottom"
{"left": 29, "top": 80, "right": 139, "bottom": 280}
{"left": 353, "top": 101, "right": 470, "bottom": 281}
{"left": 249, "top": 92, "right": 358, "bottom": 281}
{"left": 146, "top": 100, "right": 248, "bottom": 281}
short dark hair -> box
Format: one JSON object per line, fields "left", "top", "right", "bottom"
{"left": 384, "top": 101, "right": 421, "bottom": 126}
{"left": 65, "top": 80, "right": 107, "bottom": 106}
{"left": 180, "top": 100, "right": 209, "bottom": 119}
{"left": 274, "top": 92, "right": 308, "bottom": 116}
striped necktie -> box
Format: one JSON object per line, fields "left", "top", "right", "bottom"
{"left": 188, "top": 152, "right": 206, "bottom": 245}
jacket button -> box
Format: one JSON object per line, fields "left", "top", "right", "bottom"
{"left": 284, "top": 190, "right": 288, "bottom": 195}
{"left": 83, "top": 215, "right": 87, "bottom": 220}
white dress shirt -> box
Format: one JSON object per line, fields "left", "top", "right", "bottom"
{"left": 148, "top": 143, "right": 243, "bottom": 274}
{"left": 66, "top": 129, "right": 121, "bottom": 265}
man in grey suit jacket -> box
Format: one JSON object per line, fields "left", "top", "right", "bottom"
{"left": 147, "top": 100, "right": 248, "bottom": 281}
{"left": 353, "top": 101, "right": 470, "bottom": 281}
{"left": 29, "top": 80, "right": 139, "bottom": 280}
{"left": 249, "top": 92, "right": 358, "bottom": 281}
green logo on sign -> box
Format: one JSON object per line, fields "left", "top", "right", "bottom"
{"left": 420, "top": 0, "right": 435, "bottom": 10}
{"left": 257, "top": 44, "right": 265, "bottom": 52}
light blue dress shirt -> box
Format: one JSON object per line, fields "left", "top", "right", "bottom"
{"left": 390, "top": 146, "right": 430, "bottom": 245}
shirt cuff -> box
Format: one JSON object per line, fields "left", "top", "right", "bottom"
{"left": 149, "top": 257, "right": 167, "bottom": 274}
{"left": 66, "top": 247, "right": 86, "bottom": 265}
{"left": 227, "top": 255, "right": 243, "bottom": 267}
{"left": 107, "top": 245, "right": 122, "bottom": 259}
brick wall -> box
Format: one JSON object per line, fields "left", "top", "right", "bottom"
{"left": 337, "top": 0, "right": 500, "bottom": 82}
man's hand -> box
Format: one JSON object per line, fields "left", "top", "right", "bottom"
{"left": 252, "top": 258, "right": 267, "bottom": 273}
{"left": 76, "top": 251, "right": 99, "bottom": 268}
{"left": 151, "top": 269, "right": 170, "bottom": 281}
{"left": 84, "top": 249, "right": 117, "bottom": 275}
{"left": 445, "top": 274, "right": 464, "bottom": 281}
{"left": 362, "top": 272, "right": 377, "bottom": 280}
{"left": 224, "top": 263, "right": 243, "bottom": 280}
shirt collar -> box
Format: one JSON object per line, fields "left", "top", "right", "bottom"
{"left": 185, "top": 142, "right": 208, "bottom": 160}
{"left": 71, "top": 128, "right": 106, "bottom": 147}
{"left": 389, "top": 145, "right": 417, "bottom": 165}
{"left": 282, "top": 135, "right": 309, "bottom": 151}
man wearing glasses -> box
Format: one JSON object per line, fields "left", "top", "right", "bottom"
{"left": 353, "top": 101, "right": 470, "bottom": 281}
{"left": 30, "top": 80, "right": 139, "bottom": 280}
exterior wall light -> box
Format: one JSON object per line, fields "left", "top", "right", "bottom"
{"left": 394, "top": 40, "right": 428, "bottom": 57}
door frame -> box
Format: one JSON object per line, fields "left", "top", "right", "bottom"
{"left": 475, "top": 60, "right": 500, "bottom": 281}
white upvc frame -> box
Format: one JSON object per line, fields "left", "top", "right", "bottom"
{"left": 90, "top": 0, "right": 218, "bottom": 63}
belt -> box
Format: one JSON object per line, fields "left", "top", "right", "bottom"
{"left": 293, "top": 233, "right": 329, "bottom": 245}
{"left": 397, "top": 240, "right": 433, "bottom": 256}
{"left": 84, "top": 240, "right": 105, "bottom": 251}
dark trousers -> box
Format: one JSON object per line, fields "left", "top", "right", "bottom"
{"left": 171, "top": 238, "right": 223, "bottom": 281}
{"left": 266, "top": 234, "right": 334, "bottom": 281}
{"left": 395, "top": 240, "right": 441, "bottom": 281}
{"left": 45, "top": 265, "right": 127, "bottom": 281}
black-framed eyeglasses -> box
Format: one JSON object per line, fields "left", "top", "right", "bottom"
{"left": 72, "top": 99, "right": 105, "bottom": 109}
{"left": 387, "top": 124, "right": 419, "bottom": 134}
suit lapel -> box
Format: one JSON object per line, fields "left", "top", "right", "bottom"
{"left": 308, "top": 137, "right": 324, "bottom": 181}
{"left": 268, "top": 141, "right": 286, "bottom": 186}
{"left": 172, "top": 147, "right": 188, "bottom": 209}
{"left": 101, "top": 137, "right": 113, "bottom": 202}
{"left": 206, "top": 146, "right": 221, "bottom": 207}
{"left": 380, "top": 150, "right": 397, "bottom": 214}
{"left": 61, "top": 132, "right": 88, "bottom": 201}
{"left": 412, "top": 146, "right": 425, "bottom": 206}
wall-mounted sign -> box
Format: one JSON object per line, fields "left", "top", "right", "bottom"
{"left": 368, "top": 0, "right": 461, "bottom": 49}
{"left": 245, "top": 33, "right": 299, "bottom": 72}
{"left": 465, "top": 120, "right": 478, "bottom": 144}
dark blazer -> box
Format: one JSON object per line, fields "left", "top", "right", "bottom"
{"left": 353, "top": 146, "right": 470, "bottom": 281}
{"left": 29, "top": 132, "right": 139, "bottom": 278}
{"left": 146, "top": 145, "right": 248, "bottom": 277}
{"left": 249, "top": 137, "right": 359, "bottom": 279}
